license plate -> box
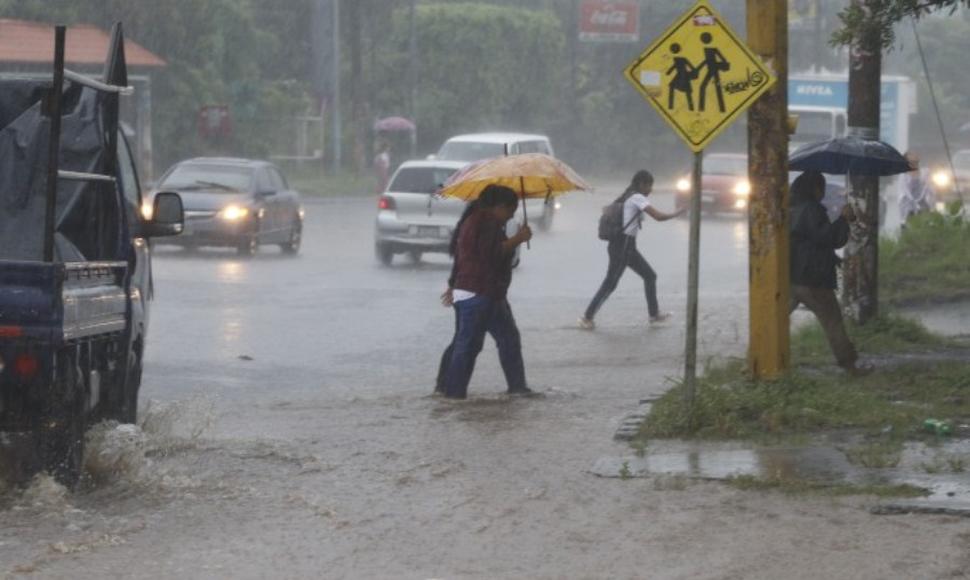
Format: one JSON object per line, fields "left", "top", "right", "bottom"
{"left": 418, "top": 226, "right": 440, "bottom": 237}
{"left": 702, "top": 193, "right": 718, "bottom": 203}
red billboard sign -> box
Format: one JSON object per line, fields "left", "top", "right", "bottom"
{"left": 579, "top": 1, "right": 639, "bottom": 42}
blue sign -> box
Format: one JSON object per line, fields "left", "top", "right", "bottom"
{"left": 788, "top": 77, "right": 901, "bottom": 147}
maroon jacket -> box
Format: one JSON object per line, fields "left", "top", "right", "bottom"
{"left": 452, "top": 211, "right": 513, "bottom": 300}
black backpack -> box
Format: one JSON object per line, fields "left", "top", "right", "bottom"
{"left": 597, "top": 189, "right": 639, "bottom": 240}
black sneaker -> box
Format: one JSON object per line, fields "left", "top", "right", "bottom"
{"left": 507, "top": 387, "right": 539, "bottom": 397}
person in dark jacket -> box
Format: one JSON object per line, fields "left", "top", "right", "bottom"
{"left": 439, "top": 185, "right": 533, "bottom": 399}
{"left": 789, "top": 171, "right": 871, "bottom": 374}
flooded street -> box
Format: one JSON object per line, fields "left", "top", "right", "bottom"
{"left": 2, "top": 189, "right": 968, "bottom": 579}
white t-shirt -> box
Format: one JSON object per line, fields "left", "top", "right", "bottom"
{"left": 452, "top": 289, "right": 476, "bottom": 302}
{"left": 623, "top": 193, "right": 652, "bottom": 236}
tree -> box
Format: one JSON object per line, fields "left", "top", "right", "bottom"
{"left": 832, "top": 0, "right": 970, "bottom": 324}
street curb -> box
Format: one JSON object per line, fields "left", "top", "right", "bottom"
{"left": 871, "top": 502, "right": 970, "bottom": 518}
{"left": 613, "top": 397, "right": 659, "bottom": 441}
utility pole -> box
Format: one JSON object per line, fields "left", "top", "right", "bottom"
{"left": 747, "top": 0, "right": 791, "bottom": 379}
{"left": 328, "top": 0, "right": 342, "bottom": 173}
{"left": 408, "top": 0, "right": 417, "bottom": 158}
{"left": 843, "top": 0, "right": 881, "bottom": 324}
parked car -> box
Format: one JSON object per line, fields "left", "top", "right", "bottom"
{"left": 374, "top": 160, "right": 466, "bottom": 265}
{"left": 150, "top": 158, "right": 304, "bottom": 256}
{"left": 432, "top": 132, "right": 560, "bottom": 230}
{"left": 674, "top": 152, "right": 750, "bottom": 214}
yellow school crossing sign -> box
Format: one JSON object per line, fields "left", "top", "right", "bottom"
{"left": 624, "top": 0, "right": 776, "bottom": 152}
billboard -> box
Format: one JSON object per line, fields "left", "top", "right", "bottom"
{"left": 579, "top": 1, "right": 639, "bottom": 43}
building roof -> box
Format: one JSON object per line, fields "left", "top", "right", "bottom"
{"left": 0, "top": 19, "right": 166, "bottom": 68}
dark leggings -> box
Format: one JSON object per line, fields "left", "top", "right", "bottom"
{"left": 584, "top": 235, "right": 659, "bottom": 320}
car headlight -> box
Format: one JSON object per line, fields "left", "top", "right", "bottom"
{"left": 676, "top": 177, "right": 691, "bottom": 192}
{"left": 931, "top": 170, "right": 952, "bottom": 189}
{"left": 733, "top": 180, "right": 751, "bottom": 196}
{"left": 220, "top": 205, "right": 250, "bottom": 221}
{"left": 141, "top": 200, "right": 153, "bottom": 220}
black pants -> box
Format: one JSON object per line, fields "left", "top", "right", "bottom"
{"left": 584, "top": 235, "right": 659, "bottom": 320}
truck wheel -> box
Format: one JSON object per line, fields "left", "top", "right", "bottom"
{"left": 408, "top": 250, "right": 423, "bottom": 263}
{"left": 39, "top": 347, "right": 86, "bottom": 488}
{"left": 117, "top": 352, "right": 141, "bottom": 424}
{"left": 376, "top": 242, "right": 393, "bottom": 266}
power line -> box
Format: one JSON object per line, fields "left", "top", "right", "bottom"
{"left": 910, "top": 16, "right": 964, "bottom": 203}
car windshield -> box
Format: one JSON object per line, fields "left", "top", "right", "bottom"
{"left": 705, "top": 155, "right": 747, "bottom": 175}
{"left": 389, "top": 167, "right": 459, "bottom": 194}
{"left": 160, "top": 165, "right": 253, "bottom": 192}
{"left": 437, "top": 141, "right": 506, "bottom": 162}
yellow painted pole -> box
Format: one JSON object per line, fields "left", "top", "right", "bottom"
{"left": 747, "top": 0, "right": 790, "bottom": 379}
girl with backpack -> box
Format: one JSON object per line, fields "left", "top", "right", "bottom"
{"left": 579, "top": 170, "right": 684, "bottom": 330}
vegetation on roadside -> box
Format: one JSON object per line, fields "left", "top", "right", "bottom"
{"left": 286, "top": 167, "right": 375, "bottom": 198}
{"left": 880, "top": 207, "right": 970, "bottom": 307}
{"left": 638, "top": 314, "right": 970, "bottom": 442}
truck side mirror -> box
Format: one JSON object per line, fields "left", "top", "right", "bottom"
{"left": 143, "top": 191, "right": 184, "bottom": 237}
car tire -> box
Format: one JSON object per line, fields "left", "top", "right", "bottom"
{"left": 238, "top": 236, "right": 258, "bottom": 257}
{"left": 408, "top": 250, "right": 423, "bottom": 263}
{"left": 376, "top": 242, "right": 393, "bottom": 266}
{"left": 281, "top": 220, "right": 302, "bottom": 255}
{"left": 39, "top": 346, "right": 86, "bottom": 488}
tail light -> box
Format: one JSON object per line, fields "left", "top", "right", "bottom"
{"left": 13, "top": 354, "right": 39, "bottom": 379}
{"left": 0, "top": 326, "right": 23, "bottom": 338}
{"left": 378, "top": 196, "right": 396, "bottom": 211}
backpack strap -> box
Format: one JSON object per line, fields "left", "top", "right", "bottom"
{"left": 617, "top": 189, "right": 643, "bottom": 234}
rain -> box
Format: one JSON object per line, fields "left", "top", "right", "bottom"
{"left": 1, "top": 1, "right": 970, "bottom": 578}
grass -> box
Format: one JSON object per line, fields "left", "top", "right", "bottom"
{"left": 638, "top": 314, "right": 970, "bottom": 442}
{"left": 724, "top": 474, "right": 928, "bottom": 498}
{"left": 881, "top": 204, "right": 970, "bottom": 307}
{"left": 284, "top": 165, "right": 376, "bottom": 197}
{"left": 791, "top": 312, "right": 949, "bottom": 366}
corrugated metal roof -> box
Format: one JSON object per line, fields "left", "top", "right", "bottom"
{"left": 0, "top": 19, "right": 166, "bottom": 67}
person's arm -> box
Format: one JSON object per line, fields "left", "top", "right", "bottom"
{"left": 501, "top": 224, "right": 532, "bottom": 253}
{"left": 645, "top": 205, "right": 686, "bottom": 222}
{"left": 795, "top": 203, "right": 851, "bottom": 250}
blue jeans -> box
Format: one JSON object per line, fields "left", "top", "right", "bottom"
{"left": 443, "top": 295, "right": 527, "bottom": 399}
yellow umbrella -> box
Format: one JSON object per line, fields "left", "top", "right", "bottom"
{"left": 437, "top": 153, "right": 592, "bottom": 227}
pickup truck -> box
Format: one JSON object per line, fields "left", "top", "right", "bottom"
{"left": 0, "top": 24, "right": 183, "bottom": 486}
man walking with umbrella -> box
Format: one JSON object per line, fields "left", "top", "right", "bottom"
{"left": 789, "top": 171, "right": 872, "bottom": 375}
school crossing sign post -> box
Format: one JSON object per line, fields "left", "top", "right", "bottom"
{"left": 623, "top": 0, "right": 777, "bottom": 412}
{"left": 624, "top": 0, "right": 775, "bottom": 151}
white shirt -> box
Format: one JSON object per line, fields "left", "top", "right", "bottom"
{"left": 623, "top": 193, "right": 652, "bottom": 236}
{"left": 452, "top": 289, "right": 476, "bottom": 302}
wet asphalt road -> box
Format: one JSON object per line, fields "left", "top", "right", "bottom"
{"left": 4, "top": 187, "right": 968, "bottom": 579}
{"left": 144, "top": 188, "right": 748, "bottom": 419}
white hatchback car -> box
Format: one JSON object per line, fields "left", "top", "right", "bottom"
{"left": 374, "top": 160, "right": 467, "bottom": 265}
{"left": 433, "top": 132, "right": 560, "bottom": 230}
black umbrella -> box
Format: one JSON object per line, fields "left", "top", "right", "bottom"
{"left": 789, "top": 136, "right": 912, "bottom": 176}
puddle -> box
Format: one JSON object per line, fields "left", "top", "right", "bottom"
{"left": 904, "top": 301, "right": 970, "bottom": 338}
{"left": 592, "top": 438, "right": 970, "bottom": 511}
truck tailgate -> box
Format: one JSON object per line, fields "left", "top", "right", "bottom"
{"left": 62, "top": 262, "right": 127, "bottom": 341}
{"left": 0, "top": 260, "right": 127, "bottom": 342}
